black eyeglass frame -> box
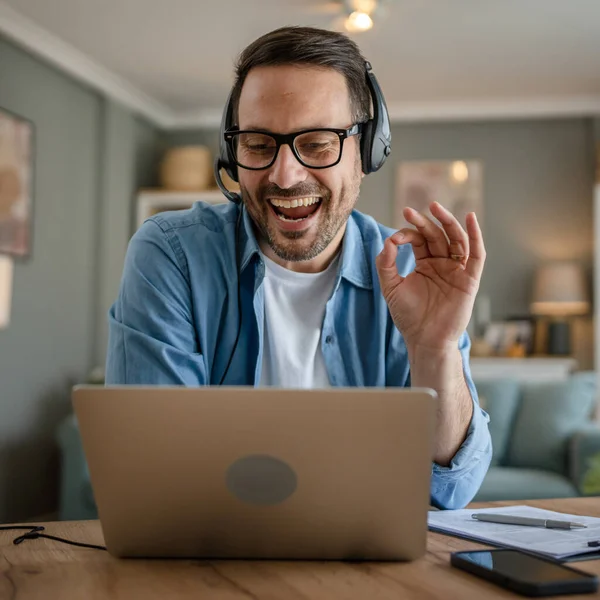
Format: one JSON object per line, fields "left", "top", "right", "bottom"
{"left": 224, "top": 123, "right": 363, "bottom": 170}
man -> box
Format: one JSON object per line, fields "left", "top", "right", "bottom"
{"left": 106, "top": 26, "right": 491, "bottom": 510}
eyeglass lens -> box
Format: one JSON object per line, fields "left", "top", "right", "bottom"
{"left": 232, "top": 130, "right": 342, "bottom": 169}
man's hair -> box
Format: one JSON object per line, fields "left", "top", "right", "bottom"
{"left": 230, "top": 26, "right": 371, "bottom": 126}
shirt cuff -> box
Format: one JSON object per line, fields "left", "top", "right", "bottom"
{"left": 431, "top": 383, "right": 492, "bottom": 480}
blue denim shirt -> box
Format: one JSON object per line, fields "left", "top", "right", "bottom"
{"left": 106, "top": 201, "right": 492, "bottom": 509}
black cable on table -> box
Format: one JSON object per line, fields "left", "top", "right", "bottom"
{"left": 0, "top": 525, "right": 107, "bottom": 551}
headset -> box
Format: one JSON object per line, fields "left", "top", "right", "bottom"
{"left": 213, "top": 60, "right": 391, "bottom": 202}
{"left": 213, "top": 60, "right": 391, "bottom": 384}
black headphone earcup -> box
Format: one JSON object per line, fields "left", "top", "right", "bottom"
{"left": 215, "top": 88, "right": 239, "bottom": 186}
{"left": 360, "top": 109, "right": 390, "bottom": 175}
{"left": 360, "top": 120, "right": 374, "bottom": 175}
{"left": 214, "top": 87, "right": 242, "bottom": 203}
{"left": 368, "top": 126, "right": 391, "bottom": 174}
{"left": 362, "top": 62, "right": 391, "bottom": 175}
{"left": 222, "top": 148, "right": 238, "bottom": 183}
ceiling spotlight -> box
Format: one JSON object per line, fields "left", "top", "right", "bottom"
{"left": 344, "top": 11, "right": 373, "bottom": 32}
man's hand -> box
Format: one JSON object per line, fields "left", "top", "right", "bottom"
{"left": 375, "top": 201, "right": 485, "bottom": 355}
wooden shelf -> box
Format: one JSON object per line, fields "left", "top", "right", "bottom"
{"left": 470, "top": 356, "right": 578, "bottom": 382}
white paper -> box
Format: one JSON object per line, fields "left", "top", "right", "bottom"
{"left": 428, "top": 505, "right": 600, "bottom": 560}
{"left": 0, "top": 255, "right": 13, "bottom": 329}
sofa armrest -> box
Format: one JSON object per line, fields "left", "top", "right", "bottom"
{"left": 569, "top": 424, "right": 600, "bottom": 495}
{"left": 56, "top": 414, "right": 98, "bottom": 520}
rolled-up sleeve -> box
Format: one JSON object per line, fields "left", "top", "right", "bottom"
{"left": 430, "top": 332, "right": 492, "bottom": 510}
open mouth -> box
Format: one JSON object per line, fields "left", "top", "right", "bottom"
{"left": 268, "top": 197, "right": 322, "bottom": 223}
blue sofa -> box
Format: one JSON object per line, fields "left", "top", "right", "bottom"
{"left": 473, "top": 371, "right": 600, "bottom": 501}
{"left": 56, "top": 372, "right": 600, "bottom": 520}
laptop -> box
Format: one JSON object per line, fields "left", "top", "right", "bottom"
{"left": 72, "top": 385, "right": 437, "bottom": 561}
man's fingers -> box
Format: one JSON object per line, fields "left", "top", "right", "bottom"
{"left": 429, "top": 202, "right": 470, "bottom": 260}
{"left": 376, "top": 234, "right": 408, "bottom": 288}
{"left": 395, "top": 228, "right": 429, "bottom": 260}
{"left": 376, "top": 235, "right": 399, "bottom": 269}
{"left": 465, "top": 212, "right": 486, "bottom": 279}
{"left": 403, "top": 207, "right": 449, "bottom": 258}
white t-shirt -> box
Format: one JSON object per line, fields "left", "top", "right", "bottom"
{"left": 259, "top": 252, "right": 340, "bottom": 388}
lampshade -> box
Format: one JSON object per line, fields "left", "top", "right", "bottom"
{"left": 530, "top": 262, "right": 589, "bottom": 316}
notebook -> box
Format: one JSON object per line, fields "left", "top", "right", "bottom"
{"left": 428, "top": 505, "right": 600, "bottom": 562}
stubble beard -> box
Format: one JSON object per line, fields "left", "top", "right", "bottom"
{"left": 241, "top": 166, "right": 362, "bottom": 263}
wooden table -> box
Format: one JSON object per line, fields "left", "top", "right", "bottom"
{"left": 1, "top": 498, "right": 599, "bottom": 599}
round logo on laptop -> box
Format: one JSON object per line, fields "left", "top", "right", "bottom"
{"left": 225, "top": 455, "right": 297, "bottom": 505}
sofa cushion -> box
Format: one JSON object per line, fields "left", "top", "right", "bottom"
{"left": 475, "top": 467, "right": 578, "bottom": 502}
{"left": 506, "top": 371, "right": 596, "bottom": 475}
{"left": 569, "top": 425, "right": 600, "bottom": 495}
{"left": 474, "top": 379, "right": 520, "bottom": 466}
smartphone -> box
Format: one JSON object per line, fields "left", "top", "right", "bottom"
{"left": 451, "top": 549, "right": 598, "bottom": 597}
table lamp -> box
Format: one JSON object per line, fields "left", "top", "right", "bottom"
{"left": 530, "top": 262, "right": 590, "bottom": 355}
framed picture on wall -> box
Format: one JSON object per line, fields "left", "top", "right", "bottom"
{"left": 395, "top": 160, "right": 483, "bottom": 230}
{"left": 0, "top": 107, "right": 35, "bottom": 259}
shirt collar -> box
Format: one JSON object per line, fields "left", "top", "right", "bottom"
{"left": 338, "top": 213, "right": 373, "bottom": 290}
{"left": 239, "top": 206, "right": 372, "bottom": 290}
{"left": 239, "top": 205, "right": 261, "bottom": 272}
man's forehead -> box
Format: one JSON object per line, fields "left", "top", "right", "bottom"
{"left": 237, "top": 65, "right": 353, "bottom": 131}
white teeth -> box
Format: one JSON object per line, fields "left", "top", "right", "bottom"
{"left": 278, "top": 214, "right": 308, "bottom": 222}
{"left": 269, "top": 197, "right": 320, "bottom": 209}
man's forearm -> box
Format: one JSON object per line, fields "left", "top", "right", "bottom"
{"left": 408, "top": 346, "right": 473, "bottom": 466}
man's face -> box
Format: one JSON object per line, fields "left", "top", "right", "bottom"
{"left": 236, "top": 65, "right": 363, "bottom": 263}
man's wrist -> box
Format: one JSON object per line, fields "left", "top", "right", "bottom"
{"left": 408, "top": 344, "right": 474, "bottom": 466}
{"left": 407, "top": 344, "right": 464, "bottom": 390}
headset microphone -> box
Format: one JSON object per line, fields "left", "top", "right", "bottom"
{"left": 214, "top": 156, "right": 242, "bottom": 204}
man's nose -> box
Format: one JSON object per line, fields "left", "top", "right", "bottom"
{"left": 268, "top": 144, "right": 308, "bottom": 189}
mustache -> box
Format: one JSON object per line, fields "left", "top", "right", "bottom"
{"left": 256, "top": 182, "right": 331, "bottom": 201}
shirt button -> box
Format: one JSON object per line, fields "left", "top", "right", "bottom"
{"left": 325, "top": 335, "right": 333, "bottom": 344}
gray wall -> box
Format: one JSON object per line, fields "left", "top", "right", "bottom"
{"left": 94, "top": 105, "right": 163, "bottom": 365}
{"left": 362, "top": 119, "right": 596, "bottom": 321}
{"left": 365, "top": 120, "right": 596, "bottom": 369}
{"left": 166, "top": 120, "right": 595, "bottom": 320}
{"left": 0, "top": 35, "right": 161, "bottom": 522}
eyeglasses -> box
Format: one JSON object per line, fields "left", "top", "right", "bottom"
{"left": 224, "top": 124, "right": 362, "bottom": 170}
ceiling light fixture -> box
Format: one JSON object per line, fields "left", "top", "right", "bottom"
{"left": 343, "top": 0, "right": 379, "bottom": 32}
{"left": 344, "top": 11, "right": 374, "bottom": 32}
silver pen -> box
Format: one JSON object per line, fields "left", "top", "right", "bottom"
{"left": 471, "top": 513, "right": 587, "bottom": 530}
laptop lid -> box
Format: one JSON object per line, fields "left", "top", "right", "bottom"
{"left": 72, "top": 386, "right": 437, "bottom": 561}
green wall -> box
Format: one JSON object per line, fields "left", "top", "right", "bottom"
{"left": 0, "top": 35, "right": 161, "bottom": 522}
